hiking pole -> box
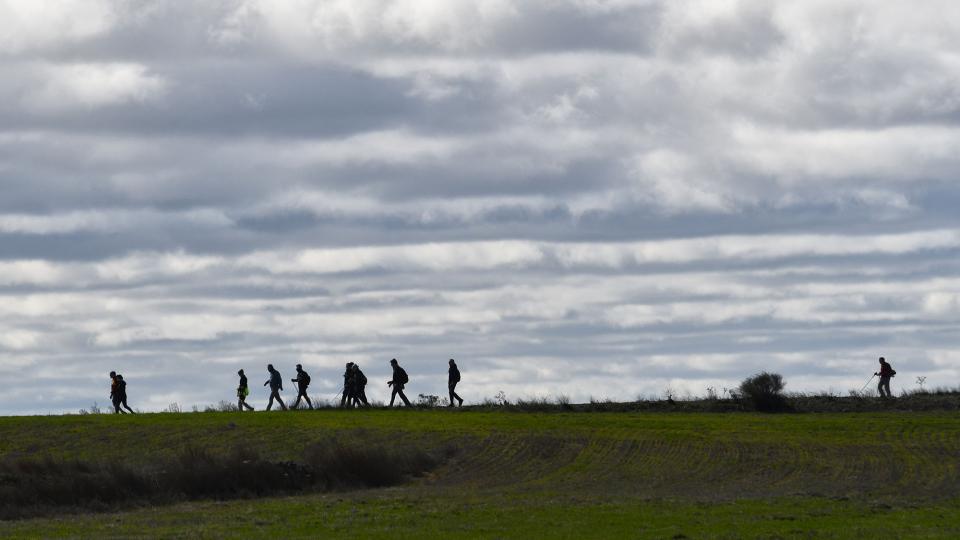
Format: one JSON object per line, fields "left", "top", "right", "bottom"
{"left": 859, "top": 374, "right": 876, "bottom": 393}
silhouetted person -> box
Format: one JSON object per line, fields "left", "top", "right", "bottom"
{"left": 388, "top": 358, "right": 411, "bottom": 407}
{"left": 340, "top": 362, "right": 355, "bottom": 408}
{"left": 263, "top": 364, "right": 287, "bottom": 411}
{"left": 351, "top": 363, "right": 369, "bottom": 407}
{"left": 876, "top": 357, "right": 897, "bottom": 398}
{"left": 291, "top": 364, "right": 313, "bottom": 409}
{"left": 115, "top": 374, "right": 135, "bottom": 414}
{"left": 109, "top": 371, "right": 125, "bottom": 414}
{"left": 237, "top": 369, "right": 254, "bottom": 411}
{"left": 448, "top": 358, "right": 463, "bottom": 407}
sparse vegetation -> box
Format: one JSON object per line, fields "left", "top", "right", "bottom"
{"left": 739, "top": 371, "right": 789, "bottom": 412}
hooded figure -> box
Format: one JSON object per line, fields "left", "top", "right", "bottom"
{"left": 351, "top": 363, "right": 369, "bottom": 407}
{"left": 448, "top": 359, "right": 463, "bottom": 407}
{"left": 263, "top": 364, "right": 287, "bottom": 411}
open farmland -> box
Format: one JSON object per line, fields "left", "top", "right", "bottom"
{"left": 1, "top": 409, "right": 959, "bottom": 538}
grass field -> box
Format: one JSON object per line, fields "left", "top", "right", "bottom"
{"left": 2, "top": 408, "right": 960, "bottom": 538}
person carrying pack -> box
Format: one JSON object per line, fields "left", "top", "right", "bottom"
{"left": 388, "top": 358, "right": 411, "bottom": 407}
{"left": 291, "top": 364, "right": 313, "bottom": 410}
{"left": 114, "top": 374, "right": 135, "bottom": 414}
{"left": 875, "top": 357, "right": 897, "bottom": 398}
{"left": 448, "top": 358, "right": 463, "bottom": 407}
{"left": 351, "top": 363, "right": 369, "bottom": 407}
{"left": 263, "top": 364, "right": 287, "bottom": 411}
{"left": 237, "top": 369, "right": 254, "bottom": 411}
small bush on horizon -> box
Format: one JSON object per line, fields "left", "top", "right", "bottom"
{"left": 416, "top": 394, "right": 440, "bottom": 408}
{"left": 739, "top": 372, "right": 789, "bottom": 412}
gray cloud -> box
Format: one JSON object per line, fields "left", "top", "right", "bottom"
{"left": 1, "top": 0, "right": 959, "bottom": 414}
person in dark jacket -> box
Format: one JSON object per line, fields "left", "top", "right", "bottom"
{"left": 237, "top": 369, "right": 254, "bottom": 411}
{"left": 291, "top": 364, "right": 313, "bottom": 410}
{"left": 875, "top": 357, "right": 897, "bottom": 398}
{"left": 115, "top": 374, "right": 135, "bottom": 414}
{"left": 340, "top": 362, "right": 355, "bottom": 408}
{"left": 448, "top": 358, "right": 463, "bottom": 407}
{"left": 351, "top": 363, "right": 369, "bottom": 407}
{"left": 388, "top": 358, "right": 411, "bottom": 407}
{"left": 109, "top": 371, "right": 134, "bottom": 414}
{"left": 263, "top": 364, "right": 287, "bottom": 411}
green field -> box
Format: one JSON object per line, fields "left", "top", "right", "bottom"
{"left": 2, "top": 409, "right": 959, "bottom": 538}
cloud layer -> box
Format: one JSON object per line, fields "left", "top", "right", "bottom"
{"left": 2, "top": 0, "right": 959, "bottom": 414}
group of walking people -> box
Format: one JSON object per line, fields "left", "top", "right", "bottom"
{"left": 107, "top": 357, "right": 897, "bottom": 414}
{"left": 233, "top": 358, "right": 464, "bottom": 412}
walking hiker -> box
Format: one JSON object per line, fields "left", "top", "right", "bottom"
{"left": 448, "top": 358, "right": 463, "bottom": 407}
{"left": 112, "top": 373, "right": 135, "bottom": 414}
{"left": 340, "top": 362, "right": 355, "bottom": 408}
{"left": 109, "top": 371, "right": 126, "bottom": 414}
{"left": 351, "top": 363, "right": 369, "bottom": 407}
{"left": 387, "top": 358, "right": 411, "bottom": 407}
{"left": 237, "top": 369, "right": 254, "bottom": 411}
{"left": 291, "top": 364, "right": 313, "bottom": 410}
{"left": 875, "top": 357, "right": 897, "bottom": 398}
{"left": 263, "top": 364, "right": 287, "bottom": 411}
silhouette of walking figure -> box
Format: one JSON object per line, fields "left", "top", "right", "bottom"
{"left": 109, "top": 371, "right": 135, "bottom": 414}
{"left": 388, "top": 358, "right": 411, "bottom": 407}
{"left": 448, "top": 359, "right": 463, "bottom": 407}
{"left": 237, "top": 369, "right": 254, "bottom": 411}
{"left": 875, "top": 357, "right": 897, "bottom": 398}
{"left": 351, "top": 363, "right": 369, "bottom": 407}
{"left": 340, "top": 362, "right": 355, "bottom": 408}
{"left": 291, "top": 364, "right": 313, "bottom": 410}
{"left": 263, "top": 364, "right": 287, "bottom": 411}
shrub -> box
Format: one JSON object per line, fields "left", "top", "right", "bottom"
{"left": 739, "top": 372, "right": 789, "bottom": 412}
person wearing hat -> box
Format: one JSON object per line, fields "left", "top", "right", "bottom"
{"left": 291, "top": 364, "right": 313, "bottom": 410}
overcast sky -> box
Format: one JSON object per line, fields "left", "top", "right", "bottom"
{"left": 1, "top": 0, "right": 959, "bottom": 415}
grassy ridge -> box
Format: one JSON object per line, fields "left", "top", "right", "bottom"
{"left": 2, "top": 409, "right": 960, "bottom": 537}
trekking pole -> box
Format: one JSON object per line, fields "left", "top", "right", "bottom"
{"left": 859, "top": 374, "right": 876, "bottom": 393}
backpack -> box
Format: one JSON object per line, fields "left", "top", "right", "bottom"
{"left": 301, "top": 372, "right": 311, "bottom": 387}
{"left": 396, "top": 367, "right": 409, "bottom": 385}
{"left": 357, "top": 370, "right": 367, "bottom": 386}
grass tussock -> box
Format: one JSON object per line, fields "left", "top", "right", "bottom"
{"left": 0, "top": 440, "right": 445, "bottom": 520}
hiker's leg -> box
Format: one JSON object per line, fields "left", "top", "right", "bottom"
{"left": 399, "top": 389, "right": 411, "bottom": 407}
{"left": 304, "top": 393, "right": 313, "bottom": 409}
{"left": 266, "top": 394, "right": 274, "bottom": 411}
{"left": 390, "top": 388, "right": 398, "bottom": 407}
{"left": 121, "top": 398, "right": 134, "bottom": 413}
{"left": 276, "top": 391, "right": 287, "bottom": 410}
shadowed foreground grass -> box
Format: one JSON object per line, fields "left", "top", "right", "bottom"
{"left": 2, "top": 409, "right": 960, "bottom": 537}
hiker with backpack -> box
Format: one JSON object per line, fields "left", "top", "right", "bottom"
{"left": 263, "top": 364, "right": 287, "bottom": 411}
{"left": 340, "top": 362, "right": 355, "bottom": 408}
{"left": 109, "top": 372, "right": 135, "bottom": 414}
{"left": 291, "top": 364, "right": 313, "bottom": 410}
{"left": 351, "top": 363, "right": 369, "bottom": 407}
{"left": 448, "top": 358, "right": 464, "bottom": 407}
{"left": 237, "top": 369, "right": 254, "bottom": 411}
{"left": 876, "top": 357, "right": 897, "bottom": 398}
{"left": 388, "top": 358, "right": 412, "bottom": 407}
